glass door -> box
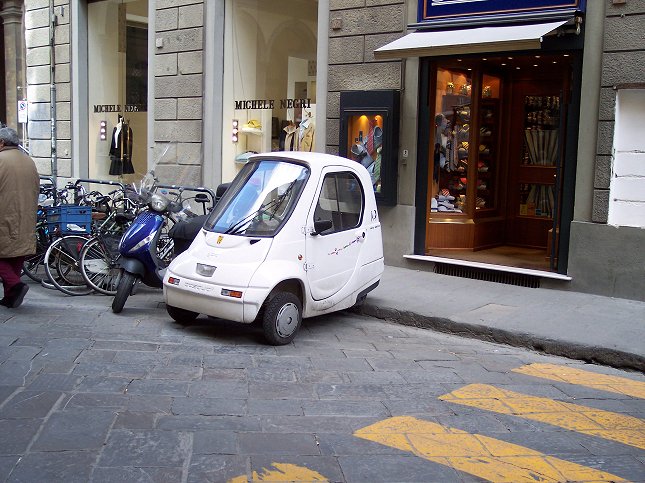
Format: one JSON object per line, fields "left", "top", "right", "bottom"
{"left": 506, "top": 80, "right": 565, "bottom": 260}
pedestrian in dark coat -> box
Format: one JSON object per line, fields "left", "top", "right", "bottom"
{"left": 0, "top": 126, "right": 39, "bottom": 308}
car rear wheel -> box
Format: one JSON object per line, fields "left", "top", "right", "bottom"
{"left": 166, "top": 304, "right": 199, "bottom": 323}
{"left": 262, "top": 292, "right": 302, "bottom": 345}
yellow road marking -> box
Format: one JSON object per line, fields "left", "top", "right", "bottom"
{"left": 228, "top": 463, "right": 328, "bottom": 482}
{"left": 440, "top": 384, "right": 645, "bottom": 450}
{"left": 355, "top": 416, "right": 624, "bottom": 482}
{"left": 512, "top": 363, "right": 645, "bottom": 399}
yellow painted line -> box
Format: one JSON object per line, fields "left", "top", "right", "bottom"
{"left": 355, "top": 416, "right": 624, "bottom": 482}
{"left": 512, "top": 363, "right": 645, "bottom": 399}
{"left": 440, "top": 384, "right": 645, "bottom": 450}
{"left": 228, "top": 463, "right": 328, "bottom": 482}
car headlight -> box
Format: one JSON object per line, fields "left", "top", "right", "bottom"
{"left": 149, "top": 193, "right": 169, "bottom": 212}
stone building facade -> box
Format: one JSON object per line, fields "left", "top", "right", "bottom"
{"left": 16, "top": 0, "right": 644, "bottom": 300}
{"left": 324, "top": 0, "right": 645, "bottom": 301}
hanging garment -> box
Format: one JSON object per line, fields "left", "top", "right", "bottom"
{"left": 283, "top": 124, "right": 297, "bottom": 151}
{"left": 296, "top": 118, "right": 315, "bottom": 152}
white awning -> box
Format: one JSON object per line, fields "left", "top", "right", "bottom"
{"left": 374, "top": 21, "right": 569, "bottom": 60}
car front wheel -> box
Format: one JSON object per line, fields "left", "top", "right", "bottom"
{"left": 262, "top": 292, "right": 302, "bottom": 345}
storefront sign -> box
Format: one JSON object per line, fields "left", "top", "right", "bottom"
{"left": 93, "top": 104, "right": 147, "bottom": 113}
{"left": 234, "top": 98, "right": 312, "bottom": 110}
{"left": 418, "top": 0, "right": 585, "bottom": 22}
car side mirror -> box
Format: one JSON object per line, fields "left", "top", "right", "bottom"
{"left": 312, "top": 219, "right": 333, "bottom": 236}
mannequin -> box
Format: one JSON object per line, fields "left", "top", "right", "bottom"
{"left": 296, "top": 109, "right": 315, "bottom": 152}
{"left": 109, "top": 115, "right": 135, "bottom": 175}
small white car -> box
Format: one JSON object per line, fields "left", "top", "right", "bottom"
{"left": 162, "top": 152, "right": 384, "bottom": 345}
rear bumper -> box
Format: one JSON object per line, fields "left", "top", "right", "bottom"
{"left": 163, "top": 270, "right": 267, "bottom": 323}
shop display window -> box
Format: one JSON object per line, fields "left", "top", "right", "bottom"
{"left": 430, "top": 66, "right": 502, "bottom": 216}
{"left": 87, "top": 0, "right": 149, "bottom": 183}
{"left": 339, "top": 90, "right": 400, "bottom": 206}
{"left": 223, "top": 0, "right": 318, "bottom": 181}
{"left": 346, "top": 114, "right": 384, "bottom": 194}
{"left": 431, "top": 68, "right": 472, "bottom": 215}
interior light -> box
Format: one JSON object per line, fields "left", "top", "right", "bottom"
{"left": 232, "top": 119, "right": 239, "bottom": 143}
{"left": 535, "top": 55, "right": 541, "bottom": 58}
{"left": 457, "top": 59, "right": 462, "bottom": 62}
{"left": 563, "top": 54, "right": 570, "bottom": 57}
{"left": 501, "top": 63, "right": 507, "bottom": 66}
{"left": 507, "top": 56, "right": 513, "bottom": 60}
{"left": 99, "top": 120, "right": 107, "bottom": 141}
{"left": 516, "top": 67, "right": 521, "bottom": 70}
{"left": 533, "top": 64, "right": 539, "bottom": 67}
{"left": 553, "top": 61, "right": 558, "bottom": 64}
{"left": 482, "top": 58, "right": 487, "bottom": 61}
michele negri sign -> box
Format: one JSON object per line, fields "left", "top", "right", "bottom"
{"left": 234, "top": 98, "right": 312, "bottom": 110}
{"left": 93, "top": 104, "right": 147, "bottom": 113}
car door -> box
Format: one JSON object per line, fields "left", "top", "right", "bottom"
{"left": 305, "top": 169, "right": 365, "bottom": 301}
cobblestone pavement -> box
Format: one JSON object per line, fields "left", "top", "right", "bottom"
{"left": 0, "top": 282, "right": 643, "bottom": 482}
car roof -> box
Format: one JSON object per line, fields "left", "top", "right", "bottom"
{"left": 248, "top": 151, "right": 363, "bottom": 171}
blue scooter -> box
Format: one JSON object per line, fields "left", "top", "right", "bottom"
{"left": 111, "top": 171, "right": 222, "bottom": 314}
{"left": 111, "top": 173, "right": 184, "bottom": 313}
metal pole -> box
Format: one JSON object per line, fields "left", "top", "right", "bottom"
{"left": 49, "top": 0, "right": 58, "bottom": 186}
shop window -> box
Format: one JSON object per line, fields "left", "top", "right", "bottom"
{"left": 431, "top": 67, "right": 473, "bottom": 215}
{"left": 314, "top": 172, "right": 364, "bottom": 235}
{"left": 126, "top": 25, "right": 148, "bottom": 109}
{"left": 223, "top": 0, "right": 318, "bottom": 181}
{"left": 339, "top": 90, "right": 400, "bottom": 206}
{"left": 87, "top": 0, "right": 148, "bottom": 183}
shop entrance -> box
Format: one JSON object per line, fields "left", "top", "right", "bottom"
{"left": 506, "top": 72, "right": 568, "bottom": 265}
{"left": 423, "top": 54, "right": 572, "bottom": 272}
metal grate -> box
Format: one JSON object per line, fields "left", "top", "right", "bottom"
{"left": 434, "top": 262, "right": 541, "bottom": 288}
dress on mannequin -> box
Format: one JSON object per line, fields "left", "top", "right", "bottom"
{"left": 109, "top": 116, "right": 135, "bottom": 175}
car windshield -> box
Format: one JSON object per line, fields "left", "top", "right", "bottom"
{"left": 204, "top": 160, "right": 309, "bottom": 237}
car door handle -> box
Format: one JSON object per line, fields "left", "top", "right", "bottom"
{"left": 356, "top": 230, "right": 366, "bottom": 240}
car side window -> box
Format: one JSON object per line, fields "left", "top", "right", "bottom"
{"left": 313, "top": 172, "right": 364, "bottom": 235}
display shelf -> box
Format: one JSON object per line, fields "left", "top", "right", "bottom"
{"left": 475, "top": 99, "right": 498, "bottom": 211}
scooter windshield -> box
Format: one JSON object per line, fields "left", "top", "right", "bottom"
{"left": 204, "top": 160, "right": 309, "bottom": 237}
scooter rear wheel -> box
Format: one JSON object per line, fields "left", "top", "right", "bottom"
{"left": 112, "top": 271, "right": 137, "bottom": 313}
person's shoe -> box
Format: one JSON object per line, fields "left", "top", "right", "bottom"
{"left": 7, "top": 283, "right": 29, "bottom": 308}
{"left": 0, "top": 297, "right": 9, "bottom": 307}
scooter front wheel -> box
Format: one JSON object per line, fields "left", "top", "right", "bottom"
{"left": 112, "top": 271, "right": 138, "bottom": 313}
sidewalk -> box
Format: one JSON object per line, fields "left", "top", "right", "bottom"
{"left": 357, "top": 266, "right": 645, "bottom": 372}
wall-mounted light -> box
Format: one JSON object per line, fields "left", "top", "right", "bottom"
{"left": 232, "top": 119, "right": 239, "bottom": 143}
{"left": 99, "top": 120, "right": 107, "bottom": 141}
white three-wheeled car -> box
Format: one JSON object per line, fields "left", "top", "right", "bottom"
{"left": 162, "top": 152, "right": 383, "bottom": 345}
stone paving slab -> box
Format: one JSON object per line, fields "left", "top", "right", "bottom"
{"left": 0, "top": 281, "right": 642, "bottom": 482}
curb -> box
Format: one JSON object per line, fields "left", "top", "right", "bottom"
{"left": 353, "top": 303, "right": 645, "bottom": 373}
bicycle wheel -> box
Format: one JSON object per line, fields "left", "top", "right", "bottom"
{"left": 43, "top": 235, "right": 94, "bottom": 296}
{"left": 80, "top": 236, "right": 122, "bottom": 296}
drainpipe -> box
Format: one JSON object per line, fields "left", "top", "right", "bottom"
{"left": 49, "top": 0, "right": 58, "bottom": 186}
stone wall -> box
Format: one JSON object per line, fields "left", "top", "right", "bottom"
{"left": 593, "top": 0, "right": 645, "bottom": 223}
{"left": 24, "top": 0, "right": 71, "bottom": 177}
{"left": 153, "top": 0, "right": 204, "bottom": 186}
{"left": 325, "top": 0, "right": 405, "bottom": 153}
